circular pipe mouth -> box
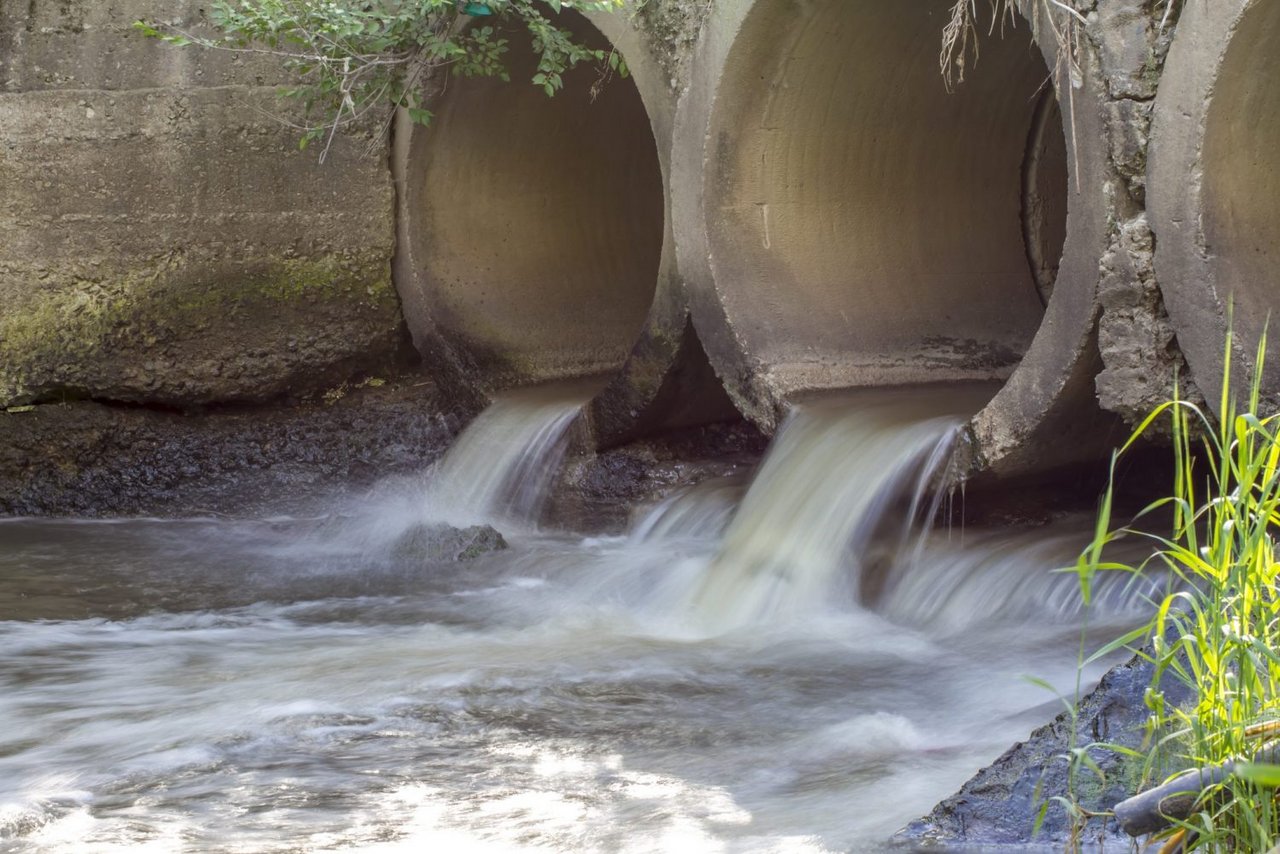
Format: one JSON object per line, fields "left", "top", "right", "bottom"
{"left": 1200, "top": 0, "right": 1280, "bottom": 374}
{"left": 404, "top": 11, "right": 665, "bottom": 389}
{"left": 701, "top": 0, "right": 1068, "bottom": 399}
{"left": 1150, "top": 0, "right": 1280, "bottom": 413}
{"left": 1023, "top": 89, "right": 1069, "bottom": 307}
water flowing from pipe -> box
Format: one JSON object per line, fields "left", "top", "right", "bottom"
{"left": 875, "top": 525, "right": 1166, "bottom": 631}
{"left": 422, "top": 388, "right": 589, "bottom": 528}
{"left": 671, "top": 392, "right": 972, "bottom": 631}
{"left": 270, "top": 386, "right": 591, "bottom": 566}
{"left": 0, "top": 384, "right": 1168, "bottom": 852}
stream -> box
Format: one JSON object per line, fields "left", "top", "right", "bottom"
{"left": 0, "top": 388, "right": 1157, "bottom": 852}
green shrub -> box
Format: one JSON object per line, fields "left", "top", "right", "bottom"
{"left": 137, "top": 0, "right": 627, "bottom": 160}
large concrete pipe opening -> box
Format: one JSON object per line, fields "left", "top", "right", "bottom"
{"left": 395, "top": 11, "right": 664, "bottom": 389}
{"left": 1204, "top": 5, "right": 1280, "bottom": 335}
{"left": 697, "top": 0, "right": 1068, "bottom": 407}
{"left": 1152, "top": 0, "right": 1280, "bottom": 406}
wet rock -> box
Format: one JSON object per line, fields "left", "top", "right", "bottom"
{"left": 547, "top": 419, "right": 766, "bottom": 532}
{"left": 391, "top": 523, "right": 508, "bottom": 563}
{"left": 898, "top": 654, "right": 1192, "bottom": 848}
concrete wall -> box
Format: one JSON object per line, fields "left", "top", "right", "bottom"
{"left": 3, "top": 0, "right": 1274, "bottom": 484}
{"left": 0, "top": 1, "right": 402, "bottom": 409}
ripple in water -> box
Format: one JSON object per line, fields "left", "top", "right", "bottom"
{"left": 0, "top": 386, "right": 1157, "bottom": 851}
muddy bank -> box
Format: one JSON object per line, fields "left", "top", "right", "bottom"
{"left": 0, "top": 379, "right": 769, "bottom": 527}
{"left": 0, "top": 378, "right": 467, "bottom": 518}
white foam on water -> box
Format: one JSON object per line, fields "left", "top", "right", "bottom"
{"left": 421, "top": 388, "right": 589, "bottom": 529}
{"left": 0, "top": 384, "right": 1166, "bottom": 853}
{"left": 670, "top": 395, "right": 965, "bottom": 632}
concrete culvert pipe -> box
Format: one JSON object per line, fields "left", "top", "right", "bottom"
{"left": 1151, "top": 0, "right": 1280, "bottom": 409}
{"left": 394, "top": 10, "right": 664, "bottom": 397}
{"left": 675, "top": 0, "right": 1115, "bottom": 477}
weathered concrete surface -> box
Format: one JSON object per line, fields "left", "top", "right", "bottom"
{"left": 899, "top": 653, "right": 1192, "bottom": 849}
{"left": 1149, "top": 0, "right": 1277, "bottom": 412}
{"left": 392, "top": 8, "right": 739, "bottom": 446}
{"left": 630, "top": 0, "right": 717, "bottom": 92}
{"left": 1095, "top": 212, "right": 1195, "bottom": 426}
{"left": 673, "top": 0, "right": 1119, "bottom": 478}
{"left": 394, "top": 11, "right": 663, "bottom": 392}
{"left": 0, "top": 378, "right": 464, "bottom": 517}
{"left": 0, "top": 1, "right": 403, "bottom": 409}
{"left": 584, "top": 3, "right": 744, "bottom": 447}
{"left": 1084, "top": 0, "right": 1201, "bottom": 428}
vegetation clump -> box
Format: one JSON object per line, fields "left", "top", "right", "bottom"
{"left": 1076, "top": 330, "right": 1280, "bottom": 850}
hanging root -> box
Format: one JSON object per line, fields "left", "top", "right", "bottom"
{"left": 939, "top": 0, "right": 1084, "bottom": 94}
{"left": 939, "top": 0, "right": 976, "bottom": 91}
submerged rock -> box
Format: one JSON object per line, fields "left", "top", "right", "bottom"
{"left": 899, "top": 654, "right": 1192, "bottom": 849}
{"left": 390, "top": 523, "right": 508, "bottom": 563}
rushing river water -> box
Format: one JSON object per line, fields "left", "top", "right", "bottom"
{"left": 0, "top": 389, "right": 1157, "bottom": 852}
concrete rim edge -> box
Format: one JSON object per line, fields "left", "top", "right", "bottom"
{"left": 391, "top": 10, "right": 680, "bottom": 426}
{"left": 1148, "top": 0, "right": 1255, "bottom": 414}
{"left": 673, "top": 0, "right": 1114, "bottom": 478}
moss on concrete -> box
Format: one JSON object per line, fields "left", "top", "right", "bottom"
{"left": 0, "top": 253, "right": 402, "bottom": 408}
{"left": 631, "top": 0, "right": 713, "bottom": 88}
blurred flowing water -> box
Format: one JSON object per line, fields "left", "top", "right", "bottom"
{"left": 0, "top": 387, "right": 1159, "bottom": 852}
{"left": 421, "top": 388, "right": 589, "bottom": 528}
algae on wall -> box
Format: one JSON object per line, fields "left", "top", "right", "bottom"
{"left": 0, "top": 1, "right": 403, "bottom": 410}
{"left": 0, "top": 253, "right": 401, "bottom": 408}
{"left": 631, "top": 0, "right": 715, "bottom": 89}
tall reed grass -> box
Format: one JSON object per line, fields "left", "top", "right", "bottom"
{"left": 1077, "top": 330, "right": 1280, "bottom": 850}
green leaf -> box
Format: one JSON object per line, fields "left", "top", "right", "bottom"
{"left": 1084, "top": 624, "right": 1152, "bottom": 665}
{"left": 1236, "top": 763, "right": 1280, "bottom": 787}
{"left": 142, "top": 0, "right": 623, "bottom": 155}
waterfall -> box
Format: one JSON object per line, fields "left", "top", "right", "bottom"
{"left": 247, "top": 386, "right": 590, "bottom": 568}
{"left": 629, "top": 477, "right": 745, "bottom": 544}
{"left": 875, "top": 525, "right": 1165, "bottom": 631}
{"left": 672, "top": 390, "right": 984, "bottom": 631}
{"left": 422, "top": 388, "right": 589, "bottom": 528}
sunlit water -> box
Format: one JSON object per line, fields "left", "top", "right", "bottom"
{"left": 0, "top": 389, "right": 1159, "bottom": 852}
